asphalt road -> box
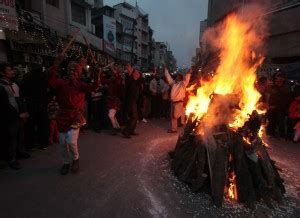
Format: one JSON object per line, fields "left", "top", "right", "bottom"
{"left": 0, "top": 120, "right": 299, "bottom": 218}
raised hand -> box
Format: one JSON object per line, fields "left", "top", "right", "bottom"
{"left": 126, "top": 64, "right": 134, "bottom": 75}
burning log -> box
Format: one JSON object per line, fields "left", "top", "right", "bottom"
{"left": 210, "top": 133, "right": 228, "bottom": 207}
{"left": 170, "top": 116, "right": 285, "bottom": 208}
{"left": 171, "top": 91, "right": 285, "bottom": 207}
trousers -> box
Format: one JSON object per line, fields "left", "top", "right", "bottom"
{"left": 59, "top": 128, "right": 80, "bottom": 164}
{"left": 123, "top": 102, "right": 138, "bottom": 135}
{"left": 171, "top": 102, "right": 185, "bottom": 131}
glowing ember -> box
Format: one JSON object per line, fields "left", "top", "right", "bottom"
{"left": 259, "top": 125, "right": 269, "bottom": 147}
{"left": 227, "top": 154, "right": 238, "bottom": 200}
{"left": 186, "top": 13, "right": 265, "bottom": 131}
{"left": 228, "top": 172, "right": 238, "bottom": 200}
{"left": 243, "top": 137, "right": 251, "bottom": 145}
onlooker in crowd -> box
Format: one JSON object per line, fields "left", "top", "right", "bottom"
{"left": 161, "top": 77, "right": 170, "bottom": 119}
{"left": 164, "top": 67, "right": 192, "bottom": 133}
{"left": 47, "top": 95, "right": 59, "bottom": 146}
{"left": 137, "top": 76, "right": 148, "bottom": 123}
{"left": 257, "top": 76, "right": 273, "bottom": 105}
{"left": 141, "top": 76, "right": 151, "bottom": 120}
{"left": 288, "top": 94, "right": 300, "bottom": 142}
{"left": 0, "top": 63, "right": 29, "bottom": 170}
{"left": 91, "top": 82, "right": 104, "bottom": 133}
{"left": 107, "top": 64, "right": 123, "bottom": 135}
{"left": 21, "top": 65, "right": 49, "bottom": 149}
{"left": 48, "top": 55, "right": 100, "bottom": 175}
{"left": 149, "top": 68, "right": 165, "bottom": 118}
{"left": 122, "top": 64, "right": 141, "bottom": 138}
{"left": 90, "top": 68, "right": 109, "bottom": 133}
{"left": 267, "top": 73, "right": 292, "bottom": 138}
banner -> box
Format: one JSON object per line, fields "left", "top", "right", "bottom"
{"left": 0, "top": 0, "right": 18, "bottom": 30}
{"left": 103, "top": 15, "right": 116, "bottom": 56}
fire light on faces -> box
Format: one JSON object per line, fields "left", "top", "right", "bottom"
{"left": 185, "top": 13, "right": 265, "bottom": 131}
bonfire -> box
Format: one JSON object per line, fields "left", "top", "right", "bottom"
{"left": 170, "top": 6, "right": 285, "bottom": 208}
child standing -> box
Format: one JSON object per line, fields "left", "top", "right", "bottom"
{"left": 48, "top": 95, "right": 59, "bottom": 145}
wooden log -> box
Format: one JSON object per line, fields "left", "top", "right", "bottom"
{"left": 230, "top": 132, "right": 256, "bottom": 207}
{"left": 182, "top": 114, "right": 197, "bottom": 139}
{"left": 179, "top": 147, "right": 197, "bottom": 183}
{"left": 256, "top": 142, "right": 284, "bottom": 203}
{"left": 192, "top": 138, "right": 208, "bottom": 191}
{"left": 211, "top": 139, "right": 228, "bottom": 207}
{"left": 174, "top": 143, "right": 196, "bottom": 177}
{"left": 171, "top": 136, "right": 194, "bottom": 173}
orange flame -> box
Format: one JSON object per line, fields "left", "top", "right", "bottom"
{"left": 186, "top": 13, "right": 265, "bottom": 131}
{"left": 226, "top": 154, "right": 238, "bottom": 200}
{"left": 259, "top": 125, "right": 269, "bottom": 147}
{"left": 228, "top": 172, "right": 238, "bottom": 200}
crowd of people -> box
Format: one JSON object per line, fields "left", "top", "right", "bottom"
{"left": 0, "top": 52, "right": 191, "bottom": 173}
{"left": 0, "top": 53, "right": 299, "bottom": 174}
{"left": 257, "top": 72, "right": 300, "bottom": 142}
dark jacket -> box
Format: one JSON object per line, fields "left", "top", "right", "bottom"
{"left": 0, "top": 79, "right": 19, "bottom": 124}
{"left": 125, "top": 74, "right": 140, "bottom": 107}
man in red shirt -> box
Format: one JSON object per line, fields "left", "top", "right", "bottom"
{"left": 107, "top": 64, "right": 123, "bottom": 135}
{"left": 49, "top": 55, "right": 100, "bottom": 175}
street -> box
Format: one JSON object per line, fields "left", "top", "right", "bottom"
{"left": 0, "top": 120, "right": 299, "bottom": 218}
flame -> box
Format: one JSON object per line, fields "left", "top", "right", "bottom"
{"left": 186, "top": 13, "right": 265, "bottom": 131}
{"left": 226, "top": 154, "right": 238, "bottom": 201}
{"left": 243, "top": 137, "right": 251, "bottom": 145}
{"left": 258, "top": 125, "right": 269, "bottom": 147}
{"left": 228, "top": 172, "right": 238, "bottom": 200}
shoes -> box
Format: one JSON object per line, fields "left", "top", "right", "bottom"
{"left": 95, "top": 129, "right": 101, "bottom": 134}
{"left": 130, "top": 132, "right": 139, "bottom": 136}
{"left": 40, "top": 145, "right": 48, "bottom": 150}
{"left": 142, "top": 118, "right": 148, "bottom": 123}
{"left": 71, "top": 159, "right": 80, "bottom": 174}
{"left": 60, "top": 164, "right": 70, "bottom": 175}
{"left": 122, "top": 132, "right": 131, "bottom": 139}
{"left": 111, "top": 128, "right": 118, "bottom": 135}
{"left": 8, "top": 160, "right": 21, "bottom": 170}
{"left": 17, "top": 152, "right": 31, "bottom": 159}
{"left": 168, "top": 129, "right": 177, "bottom": 133}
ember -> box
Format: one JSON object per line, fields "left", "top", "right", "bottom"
{"left": 170, "top": 4, "right": 285, "bottom": 208}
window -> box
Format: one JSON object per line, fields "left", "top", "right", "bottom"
{"left": 71, "top": 2, "right": 86, "bottom": 25}
{"left": 46, "top": 0, "right": 59, "bottom": 8}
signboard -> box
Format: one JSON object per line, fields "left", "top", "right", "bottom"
{"left": 0, "top": 0, "right": 18, "bottom": 30}
{"left": 103, "top": 15, "right": 116, "bottom": 56}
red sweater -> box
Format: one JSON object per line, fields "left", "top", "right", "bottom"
{"left": 107, "top": 75, "right": 122, "bottom": 109}
{"left": 289, "top": 100, "right": 300, "bottom": 119}
{"left": 48, "top": 66, "right": 100, "bottom": 132}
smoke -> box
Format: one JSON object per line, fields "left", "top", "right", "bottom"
{"left": 203, "top": 3, "right": 269, "bottom": 56}
{"left": 188, "top": 3, "right": 270, "bottom": 130}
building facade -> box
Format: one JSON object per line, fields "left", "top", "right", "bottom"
{"left": 206, "top": 0, "right": 300, "bottom": 77}
{"left": 0, "top": 0, "right": 121, "bottom": 69}
{"left": 153, "top": 41, "right": 167, "bottom": 68}
{"left": 113, "top": 2, "right": 152, "bottom": 71}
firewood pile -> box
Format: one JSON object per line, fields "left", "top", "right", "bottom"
{"left": 169, "top": 95, "right": 285, "bottom": 208}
